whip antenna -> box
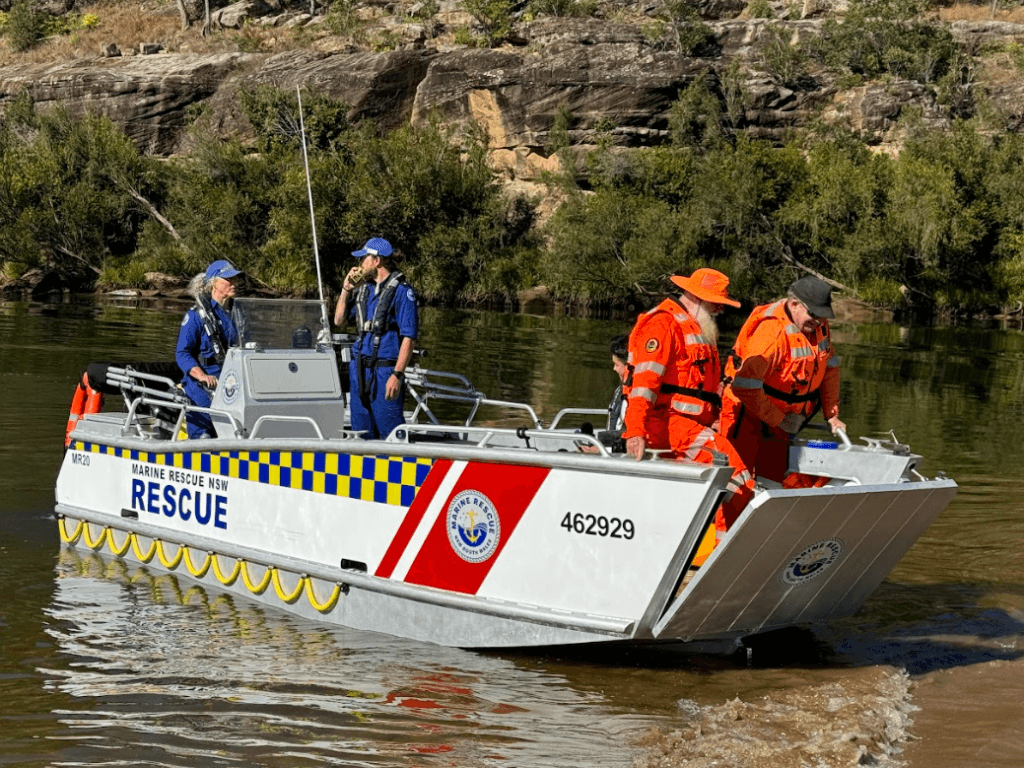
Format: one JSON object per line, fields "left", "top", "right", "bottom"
{"left": 296, "top": 86, "right": 332, "bottom": 341}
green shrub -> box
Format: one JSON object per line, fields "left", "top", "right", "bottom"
{"left": 758, "top": 24, "right": 811, "bottom": 86}
{"left": 668, "top": 74, "right": 724, "bottom": 150}
{"left": 0, "top": 93, "right": 152, "bottom": 281}
{"left": 4, "top": 0, "right": 43, "bottom": 52}
{"left": 462, "top": 0, "right": 513, "bottom": 46}
{"left": 526, "top": 0, "right": 599, "bottom": 18}
{"left": 812, "top": 0, "right": 957, "bottom": 84}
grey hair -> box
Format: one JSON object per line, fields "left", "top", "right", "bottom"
{"left": 188, "top": 272, "right": 213, "bottom": 300}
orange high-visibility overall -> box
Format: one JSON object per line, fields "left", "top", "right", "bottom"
{"left": 624, "top": 299, "right": 754, "bottom": 533}
{"left": 721, "top": 300, "right": 840, "bottom": 485}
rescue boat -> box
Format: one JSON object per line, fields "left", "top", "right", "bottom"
{"left": 55, "top": 298, "right": 957, "bottom": 651}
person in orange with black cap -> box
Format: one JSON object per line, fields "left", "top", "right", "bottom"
{"left": 720, "top": 275, "right": 847, "bottom": 487}
{"left": 623, "top": 268, "right": 755, "bottom": 535}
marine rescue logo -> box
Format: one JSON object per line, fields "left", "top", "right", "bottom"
{"left": 446, "top": 490, "right": 500, "bottom": 563}
{"left": 780, "top": 538, "right": 844, "bottom": 586}
{"left": 221, "top": 371, "right": 240, "bottom": 404}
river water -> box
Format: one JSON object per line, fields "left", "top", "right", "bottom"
{"left": 1, "top": 296, "right": 1022, "bottom": 768}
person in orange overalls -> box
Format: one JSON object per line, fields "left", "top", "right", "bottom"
{"left": 623, "top": 268, "right": 755, "bottom": 534}
{"left": 720, "top": 276, "right": 847, "bottom": 487}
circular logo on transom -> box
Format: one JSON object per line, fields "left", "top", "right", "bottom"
{"left": 780, "top": 538, "right": 844, "bottom": 586}
{"left": 446, "top": 490, "right": 500, "bottom": 563}
{"left": 221, "top": 371, "right": 240, "bottom": 404}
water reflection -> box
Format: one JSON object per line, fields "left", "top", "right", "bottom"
{"left": 43, "top": 549, "right": 653, "bottom": 768}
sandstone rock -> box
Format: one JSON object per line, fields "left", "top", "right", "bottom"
{"left": 0, "top": 53, "right": 263, "bottom": 155}
{"left": 144, "top": 272, "right": 187, "bottom": 293}
{"left": 949, "top": 20, "right": 1024, "bottom": 47}
{"left": 281, "top": 12, "right": 313, "bottom": 27}
{"left": 139, "top": 43, "right": 164, "bottom": 54}
{"left": 215, "top": 0, "right": 274, "bottom": 29}
{"left": 822, "top": 80, "right": 948, "bottom": 137}
{"left": 101, "top": 42, "right": 122, "bottom": 58}
{"left": 236, "top": 49, "right": 435, "bottom": 131}
{"left": 410, "top": 45, "right": 708, "bottom": 150}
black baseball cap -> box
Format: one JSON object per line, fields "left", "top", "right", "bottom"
{"left": 789, "top": 276, "right": 835, "bottom": 319}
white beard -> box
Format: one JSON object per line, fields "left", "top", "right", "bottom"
{"left": 695, "top": 303, "right": 719, "bottom": 347}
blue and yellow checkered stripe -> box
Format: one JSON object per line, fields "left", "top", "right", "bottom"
{"left": 70, "top": 441, "right": 434, "bottom": 507}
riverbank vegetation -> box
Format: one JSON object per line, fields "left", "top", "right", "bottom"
{"left": 1, "top": 66, "right": 1024, "bottom": 318}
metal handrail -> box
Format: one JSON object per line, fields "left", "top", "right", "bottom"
{"left": 396, "top": 422, "right": 610, "bottom": 456}
{"left": 548, "top": 407, "right": 609, "bottom": 431}
{"left": 121, "top": 397, "right": 246, "bottom": 440}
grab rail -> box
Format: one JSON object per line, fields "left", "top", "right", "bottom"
{"left": 395, "top": 423, "right": 610, "bottom": 456}
{"left": 548, "top": 408, "right": 609, "bottom": 431}
{"left": 120, "top": 397, "right": 246, "bottom": 440}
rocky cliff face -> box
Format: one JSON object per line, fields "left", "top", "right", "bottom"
{"left": 1, "top": 9, "right": 1023, "bottom": 178}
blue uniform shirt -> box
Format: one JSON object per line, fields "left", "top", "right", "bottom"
{"left": 350, "top": 280, "right": 418, "bottom": 359}
{"left": 176, "top": 300, "right": 239, "bottom": 381}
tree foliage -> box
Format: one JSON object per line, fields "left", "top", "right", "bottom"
{"left": 0, "top": 94, "right": 151, "bottom": 281}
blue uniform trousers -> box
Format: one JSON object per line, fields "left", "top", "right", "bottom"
{"left": 183, "top": 379, "right": 215, "bottom": 439}
{"left": 349, "top": 361, "right": 405, "bottom": 440}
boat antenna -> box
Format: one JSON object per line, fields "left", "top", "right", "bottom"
{"left": 296, "top": 85, "right": 332, "bottom": 342}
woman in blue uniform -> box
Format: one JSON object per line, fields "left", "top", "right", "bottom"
{"left": 333, "top": 237, "right": 418, "bottom": 440}
{"left": 176, "top": 259, "right": 242, "bottom": 438}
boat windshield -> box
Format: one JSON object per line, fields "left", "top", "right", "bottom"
{"left": 232, "top": 298, "right": 325, "bottom": 350}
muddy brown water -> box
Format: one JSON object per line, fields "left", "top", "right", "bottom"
{"left": 1, "top": 297, "right": 1022, "bottom": 767}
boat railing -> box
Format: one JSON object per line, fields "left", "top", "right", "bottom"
{"left": 404, "top": 366, "right": 544, "bottom": 429}
{"left": 548, "top": 407, "right": 610, "bottom": 431}
{"left": 395, "top": 422, "right": 611, "bottom": 456}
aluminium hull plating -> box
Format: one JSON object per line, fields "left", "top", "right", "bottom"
{"left": 55, "top": 429, "right": 957, "bottom": 650}
{"left": 56, "top": 433, "right": 729, "bottom": 648}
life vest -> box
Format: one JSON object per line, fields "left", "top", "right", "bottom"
{"left": 725, "top": 300, "right": 838, "bottom": 414}
{"left": 353, "top": 270, "right": 406, "bottom": 362}
{"left": 627, "top": 298, "right": 721, "bottom": 428}
{"left": 352, "top": 270, "right": 406, "bottom": 408}
{"left": 192, "top": 295, "right": 230, "bottom": 368}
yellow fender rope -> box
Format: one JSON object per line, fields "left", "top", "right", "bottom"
{"left": 58, "top": 518, "right": 83, "bottom": 544}
{"left": 155, "top": 540, "right": 184, "bottom": 569}
{"left": 82, "top": 523, "right": 108, "bottom": 549}
{"left": 106, "top": 528, "right": 133, "bottom": 556}
{"left": 183, "top": 548, "right": 212, "bottom": 578}
{"left": 59, "top": 518, "right": 345, "bottom": 614}
{"left": 211, "top": 554, "right": 242, "bottom": 585}
{"left": 240, "top": 561, "right": 272, "bottom": 594}
{"left": 132, "top": 535, "right": 158, "bottom": 562}
{"left": 305, "top": 578, "right": 342, "bottom": 613}
{"left": 271, "top": 569, "right": 306, "bottom": 603}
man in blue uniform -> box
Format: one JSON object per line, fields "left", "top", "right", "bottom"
{"left": 176, "top": 259, "right": 242, "bottom": 438}
{"left": 333, "top": 237, "right": 418, "bottom": 440}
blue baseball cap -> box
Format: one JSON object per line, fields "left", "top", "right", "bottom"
{"left": 352, "top": 237, "right": 393, "bottom": 259}
{"left": 206, "top": 259, "right": 242, "bottom": 280}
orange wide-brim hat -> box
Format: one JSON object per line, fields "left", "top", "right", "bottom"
{"left": 670, "top": 268, "right": 741, "bottom": 308}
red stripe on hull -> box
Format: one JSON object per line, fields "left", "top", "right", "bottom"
{"left": 401, "top": 463, "right": 550, "bottom": 594}
{"left": 375, "top": 459, "right": 454, "bottom": 578}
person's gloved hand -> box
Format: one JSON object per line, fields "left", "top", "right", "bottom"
{"left": 779, "top": 412, "right": 805, "bottom": 434}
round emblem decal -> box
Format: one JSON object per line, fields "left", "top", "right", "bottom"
{"left": 780, "top": 538, "right": 844, "bottom": 586}
{"left": 221, "top": 371, "right": 240, "bottom": 404}
{"left": 446, "top": 490, "right": 500, "bottom": 563}
{"left": 645, "top": 338, "right": 659, "bottom": 352}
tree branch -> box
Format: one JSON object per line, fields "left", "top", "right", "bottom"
{"left": 759, "top": 213, "right": 853, "bottom": 294}
{"left": 126, "top": 186, "right": 182, "bottom": 241}
{"left": 53, "top": 244, "right": 101, "bottom": 275}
